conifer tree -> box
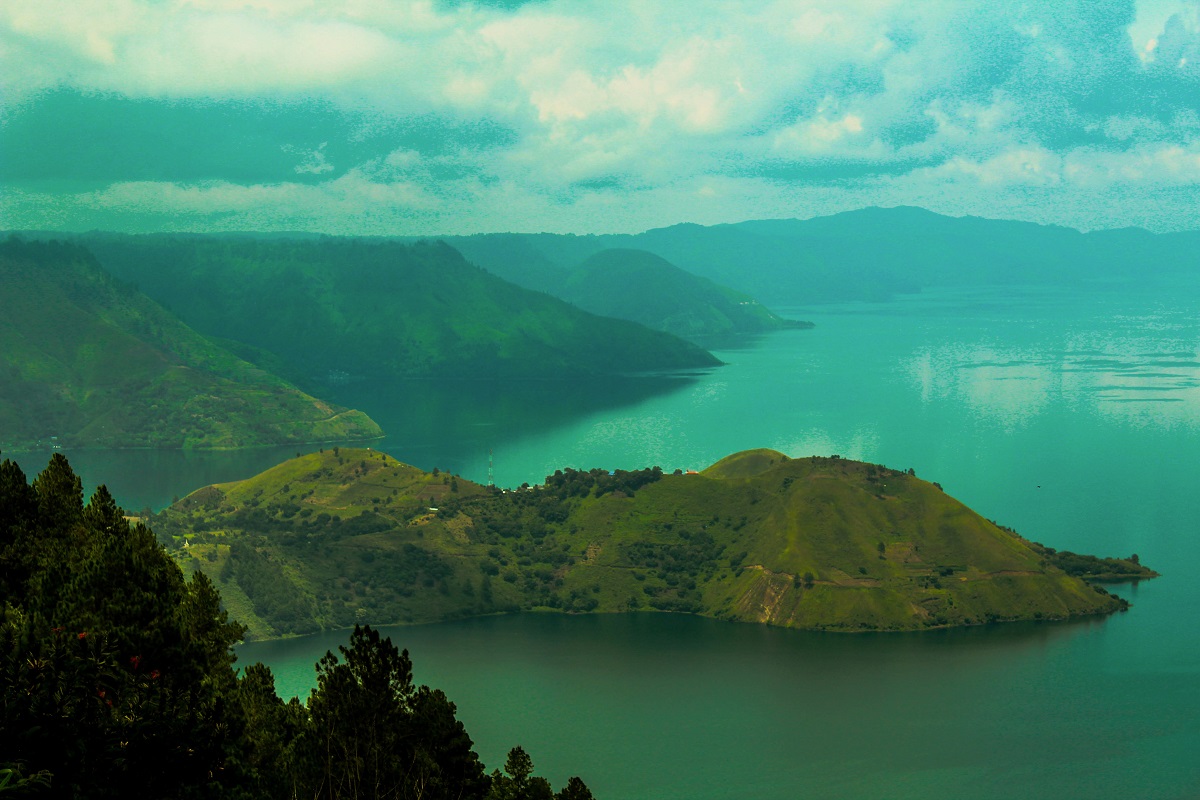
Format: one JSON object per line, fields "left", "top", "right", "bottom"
{"left": 2, "top": 455, "right": 590, "bottom": 799}
{"left": 1, "top": 454, "right": 248, "bottom": 797}
{"left": 31, "top": 452, "right": 83, "bottom": 540}
{"left": 556, "top": 777, "right": 595, "bottom": 800}
{"left": 488, "top": 747, "right": 554, "bottom": 800}
{"left": 0, "top": 456, "right": 38, "bottom": 597}
{"left": 299, "top": 624, "right": 488, "bottom": 799}
{"left": 232, "top": 662, "right": 306, "bottom": 799}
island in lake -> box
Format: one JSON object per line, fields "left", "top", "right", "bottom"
{"left": 156, "top": 447, "right": 1155, "bottom": 640}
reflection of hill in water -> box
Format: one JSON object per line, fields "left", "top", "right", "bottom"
{"left": 900, "top": 290, "right": 1200, "bottom": 429}
{"left": 3, "top": 371, "right": 707, "bottom": 513}
{"left": 242, "top": 607, "right": 1112, "bottom": 706}
{"left": 320, "top": 372, "right": 706, "bottom": 474}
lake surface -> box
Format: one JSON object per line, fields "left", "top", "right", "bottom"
{"left": 13, "top": 285, "right": 1200, "bottom": 798}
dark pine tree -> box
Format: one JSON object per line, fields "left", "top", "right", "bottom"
{"left": 0, "top": 454, "right": 248, "bottom": 798}
{"left": 298, "top": 624, "right": 488, "bottom": 800}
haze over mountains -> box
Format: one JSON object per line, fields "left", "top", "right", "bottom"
{"left": 557, "top": 249, "right": 808, "bottom": 337}
{"left": 6, "top": 205, "right": 1199, "bottom": 452}
{"left": 441, "top": 206, "right": 1200, "bottom": 304}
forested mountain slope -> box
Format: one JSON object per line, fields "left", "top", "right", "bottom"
{"left": 0, "top": 238, "right": 381, "bottom": 450}
{"left": 434, "top": 236, "right": 809, "bottom": 336}
{"left": 80, "top": 235, "right": 721, "bottom": 381}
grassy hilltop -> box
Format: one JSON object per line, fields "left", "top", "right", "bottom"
{"left": 157, "top": 447, "right": 1152, "bottom": 640}
{"left": 0, "top": 238, "right": 382, "bottom": 450}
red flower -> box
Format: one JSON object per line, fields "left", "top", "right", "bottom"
{"left": 149, "top": 670, "right": 160, "bottom": 680}
{"left": 129, "top": 655, "right": 141, "bottom": 669}
{"left": 78, "top": 631, "right": 87, "bottom": 639}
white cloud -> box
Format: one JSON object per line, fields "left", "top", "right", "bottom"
{"left": 917, "top": 149, "right": 1065, "bottom": 187}
{"left": 771, "top": 110, "right": 889, "bottom": 159}
{"left": 902, "top": 141, "right": 1200, "bottom": 191}
{"left": 384, "top": 148, "right": 421, "bottom": 170}
{"left": 82, "top": 172, "right": 439, "bottom": 224}
{"left": 5, "top": 0, "right": 1200, "bottom": 233}
{"left": 2, "top": 0, "right": 143, "bottom": 66}
{"left": 1131, "top": 0, "right": 1200, "bottom": 65}
{"left": 924, "top": 96, "right": 1019, "bottom": 147}
{"left": 120, "top": 14, "right": 398, "bottom": 96}
{"left": 1102, "top": 114, "right": 1166, "bottom": 140}
{"left": 0, "top": 0, "right": 448, "bottom": 100}
{"left": 1066, "top": 143, "right": 1200, "bottom": 185}
{"left": 286, "top": 143, "right": 335, "bottom": 175}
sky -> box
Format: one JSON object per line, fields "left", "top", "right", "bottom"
{"left": 3, "top": 0, "right": 1200, "bottom": 235}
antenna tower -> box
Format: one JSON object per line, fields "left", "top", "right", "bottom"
{"left": 488, "top": 449, "right": 495, "bottom": 488}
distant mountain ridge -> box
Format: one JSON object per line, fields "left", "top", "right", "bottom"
{"left": 77, "top": 234, "right": 721, "bottom": 381}
{"left": 416, "top": 206, "right": 1200, "bottom": 305}
{"left": 0, "top": 238, "right": 383, "bottom": 450}
{"left": 18, "top": 205, "right": 1192, "bottom": 311}
{"left": 155, "top": 446, "right": 1150, "bottom": 639}
{"left": 11, "top": 206, "right": 1190, "bottom": 335}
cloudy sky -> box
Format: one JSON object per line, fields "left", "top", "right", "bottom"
{"left": 3, "top": 0, "right": 1200, "bottom": 235}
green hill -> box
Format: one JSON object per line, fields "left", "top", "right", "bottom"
{"left": 558, "top": 249, "right": 810, "bottom": 337}
{"left": 154, "top": 447, "right": 1151, "bottom": 640}
{"left": 78, "top": 234, "right": 721, "bottom": 380}
{"left": 0, "top": 238, "right": 383, "bottom": 450}
{"left": 430, "top": 236, "right": 810, "bottom": 336}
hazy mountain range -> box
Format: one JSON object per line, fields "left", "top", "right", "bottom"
{"left": 6, "top": 205, "right": 1197, "bottom": 450}
{"left": 438, "top": 206, "right": 1200, "bottom": 304}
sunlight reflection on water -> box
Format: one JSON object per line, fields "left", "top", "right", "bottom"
{"left": 899, "top": 295, "right": 1200, "bottom": 431}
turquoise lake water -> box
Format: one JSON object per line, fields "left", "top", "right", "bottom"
{"left": 12, "top": 285, "right": 1200, "bottom": 798}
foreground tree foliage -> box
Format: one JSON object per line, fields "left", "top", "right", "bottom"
{"left": 0, "top": 453, "right": 593, "bottom": 799}
{"left": 297, "top": 625, "right": 490, "bottom": 799}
